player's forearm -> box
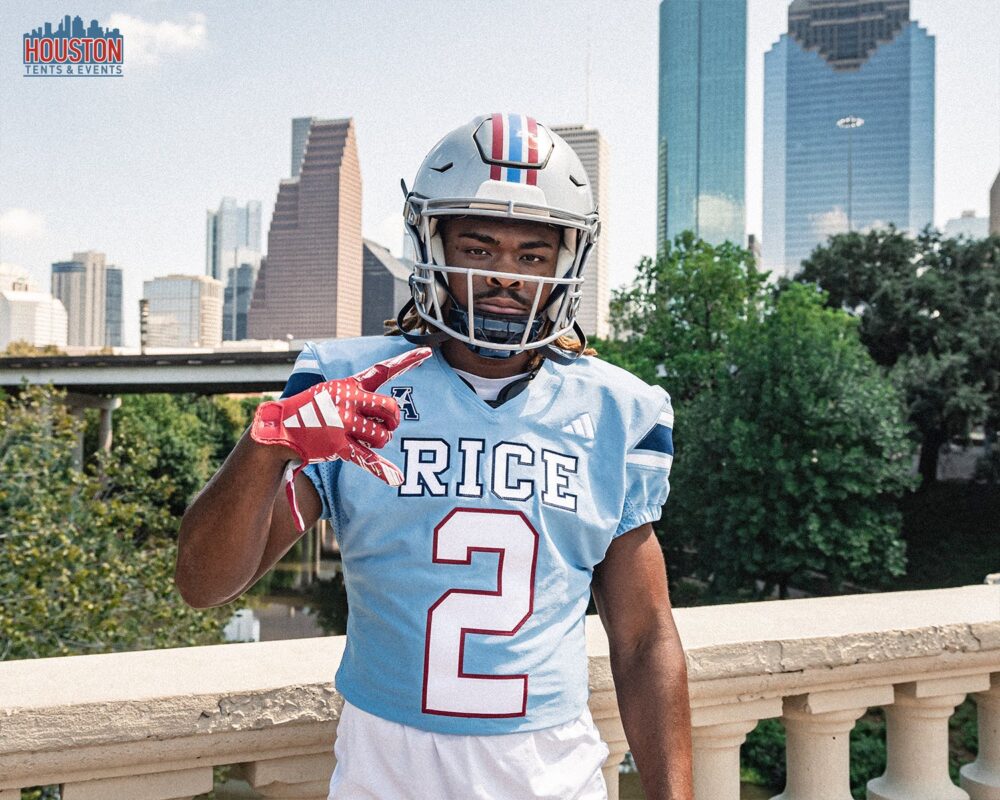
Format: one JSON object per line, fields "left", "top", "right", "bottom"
{"left": 175, "top": 429, "right": 294, "bottom": 608}
{"left": 610, "top": 629, "right": 693, "bottom": 800}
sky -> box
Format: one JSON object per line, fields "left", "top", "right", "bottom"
{"left": 1, "top": 1, "right": 998, "bottom": 347}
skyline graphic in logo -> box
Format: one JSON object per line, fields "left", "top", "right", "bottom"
{"left": 23, "top": 15, "right": 123, "bottom": 78}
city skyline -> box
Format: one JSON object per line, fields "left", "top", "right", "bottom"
{"left": 1, "top": 1, "right": 997, "bottom": 347}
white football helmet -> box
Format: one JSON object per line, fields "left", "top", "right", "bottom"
{"left": 399, "top": 113, "right": 601, "bottom": 363}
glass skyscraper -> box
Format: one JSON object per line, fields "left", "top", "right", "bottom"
{"left": 657, "top": 0, "right": 746, "bottom": 250}
{"left": 763, "top": 0, "right": 935, "bottom": 277}
{"left": 205, "top": 198, "right": 262, "bottom": 283}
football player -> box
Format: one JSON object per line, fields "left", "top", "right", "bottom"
{"left": 176, "top": 114, "right": 693, "bottom": 800}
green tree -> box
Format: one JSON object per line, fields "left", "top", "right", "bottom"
{"left": 2, "top": 340, "right": 66, "bottom": 357}
{"left": 90, "top": 394, "right": 257, "bottom": 519}
{"left": 598, "top": 232, "right": 768, "bottom": 403}
{"left": 666, "top": 284, "right": 914, "bottom": 598}
{"left": 798, "top": 228, "right": 1000, "bottom": 485}
{"left": 0, "top": 385, "right": 229, "bottom": 660}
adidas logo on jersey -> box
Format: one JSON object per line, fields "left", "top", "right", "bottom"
{"left": 561, "top": 413, "right": 594, "bottom": 440}
{"left": 283, "top": 389, "right": 345, "bottom": 429}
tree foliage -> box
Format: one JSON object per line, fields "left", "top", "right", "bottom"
{"left": 598, "top": 232, "right": 768, "bottom": 403}
{"left": 0, "top": 385, "right": 231, "bottom": 660}
{"left": 665, "top": 285, "right": 913, "bottom": 597}
{"left": 85, "top": 393, "right": 259, "bottom": 519}
{"left": 799, "top": 228, "right": 1000, "bottom": 484}
{"left": 2, "top": 340, "right": 66, "bottom": 357}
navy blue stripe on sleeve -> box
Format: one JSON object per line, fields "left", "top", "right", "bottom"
{"left": 280, "top": 371, "right": 325, "bottom": 399}
{"left": 634, "top": 424, "right": 674, "bottom": 456}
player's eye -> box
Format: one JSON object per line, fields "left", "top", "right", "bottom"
{"left": 465, "top": 247, "right": 490, "bottom": 256}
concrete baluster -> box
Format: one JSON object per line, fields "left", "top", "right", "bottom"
{"left": 243, "top": 752, "right": 335, "bottom": 800}
{"left": 961, "top": 674, "right": 1000, "bottom": 800}
{"left": 773, "top": 686, "right": 893, "bottom": 800}
{"left": 692, "top": 697, "right": 783, "bottom": 800}
{"left": 591, "top": 687, "right": 629, "bottom": 800}
{"left": 868, "top": 675, "right": 992, "bottom": 800}
{"left": 60, "top": 767, "right": 213, "bottom": 800}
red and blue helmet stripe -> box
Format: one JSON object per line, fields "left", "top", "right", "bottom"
{"left": 488, "top": 113, "right": 540, "bottom": 185}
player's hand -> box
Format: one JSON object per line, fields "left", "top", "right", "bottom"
{"left": 251, "top": 347, "right": 432, "bottom": 528}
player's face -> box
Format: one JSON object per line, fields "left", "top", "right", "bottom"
{"left": 439, "top": 218, "right": 561, "bottom": 316}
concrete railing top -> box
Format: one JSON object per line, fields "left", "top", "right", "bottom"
{"left": 3, "top": 585, "right": 996, "bottom": 714}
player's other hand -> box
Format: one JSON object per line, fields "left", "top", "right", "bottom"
{"left": 251, "top": 347, "right": 432, "bottom": 489}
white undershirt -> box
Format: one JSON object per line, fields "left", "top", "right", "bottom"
{"left": 452, "top": 367, "right": 532, "bottom": 402}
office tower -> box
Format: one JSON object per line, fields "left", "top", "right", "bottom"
{"left": 362, "top": 239, "right": 411, "bottom": 336}
{"left": 991, "top": 171, "right": 1000, "bottom": 236}
{"left": 551, "top": 124, "right": 610, "bottom": 339}
{"left": 657, "top": 0, "right": 746, "bottom": 250}
{"left": 205, "top": 197, "right": 262, "bottom": 282}
{"left": 291, "top": 117, "right": 316, "bottom": 178}
{"left": 105, "top": 265, "right": 122, "bottom": 347}
{"left": 0, "top": 290, "right": 68, "bottom": 350}
{"left": 51, "top": 250, "right": 107, "bottom": 347}
{"left": 142, "top": 275, "right": 223, "bottom": 348}
{"left": 943, "top": 210, "right": 988, "bottom": 240}
{"left": 248, "top": 117, "right": 363, "bottom": 341}
{"left": 223, "top": 254, "right": 263, "bottom": 341}
{"left": 763, "top": 0, "right": 935, "bottom": 277}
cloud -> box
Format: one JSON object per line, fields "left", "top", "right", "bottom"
{"left": 697, "top": 193, "right": 743, "bottom": 236}
{"left": 0, "top": 208, "right": 45, "bottom": 240}
{"left": 810, "top": 207, "right": 849, "bottom": 240}
{"left": 105, "top": 12, "right": 207, "bottom": 66}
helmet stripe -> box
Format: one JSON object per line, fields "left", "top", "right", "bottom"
{"left": 490, "top": 114, "right": 503, "bottom": 180}
{"left": 507, "top": 113, "right": 523, "bottom": 184}
{"left": 526, "top": 116, "right": 538, "bottom": 185}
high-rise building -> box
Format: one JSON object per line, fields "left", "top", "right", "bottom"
{"left": 990, "top": 171, "right": 1000, "bottom": 236}
{"left": 205, "top": 197, "right": 262, "bottom": 282}
{"left": 763, "top": 0, "right": 935, "bottom": 277}
{"left": 291, "top": 116, "right": 316, "bottom": 178}
{"left": 362, "top": 239, "right": 411, "bottom": 336}
{"left": 248, "top": 117, "right": 363, "bottom": 341}
{"left": 105, "top": 265, "right": 122, "bottom": 347}
{"left": 223, "top": 256, "right": 263, "bottom": 341}
{"left": 51, "top": 250, "right": 107, "bottom": 347}
{"left": 142, "top": 274, "right": 223, "bottom": 348}
{"left": 657, "top": 0, "right": 746, "bottom": 250}
{"left": 551, "top": 124, "right": 610, "bottom": 339}
{"left": 0, "top": 290, "right": 68, "bottom": 350}
{"left": 943, "top": 210, "right": 989, "bottom": 240}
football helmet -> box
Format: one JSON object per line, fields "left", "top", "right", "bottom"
{"left": 398, "top": 114, "right": 601, "bottom": 363}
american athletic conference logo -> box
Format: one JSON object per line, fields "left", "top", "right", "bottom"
{"left": 23, "top": 15, "right": 123, "bottom": 78}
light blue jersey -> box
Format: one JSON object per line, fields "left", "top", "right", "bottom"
{"left": 282, "top": 336, "right": 674, "bottom": 735}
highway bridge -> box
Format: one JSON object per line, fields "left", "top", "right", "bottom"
{"left": 0, "top": 351, "right": 298, "bottom": 395}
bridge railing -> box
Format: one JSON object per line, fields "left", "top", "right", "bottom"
{"left": 1, "top": 585, "right": 998, "bottom": 800}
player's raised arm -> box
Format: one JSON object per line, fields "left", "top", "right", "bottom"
{"left": 174, "top": 347, "right": 432, "bottom": 609}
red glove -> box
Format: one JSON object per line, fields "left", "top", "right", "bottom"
{"left": 252, "top": 347, "right": 433, "bottom": 529}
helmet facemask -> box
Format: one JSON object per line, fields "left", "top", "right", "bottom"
{"left": 405, "top": 200, "right": 596, "bottom": 359}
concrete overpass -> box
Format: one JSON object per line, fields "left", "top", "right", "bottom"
{"left": 0, "top": 351, "right": 298, "bottom": 395}
{"left": 0, "top": 351, "right": 298, "bottom": 460}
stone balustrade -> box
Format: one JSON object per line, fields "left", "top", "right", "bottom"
{"left": 1, "top": 585, "right": 998, "bottom": 800}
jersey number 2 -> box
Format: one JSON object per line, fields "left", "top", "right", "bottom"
{"left": 421, "top": 508, "right": 539, "bottom": 717}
